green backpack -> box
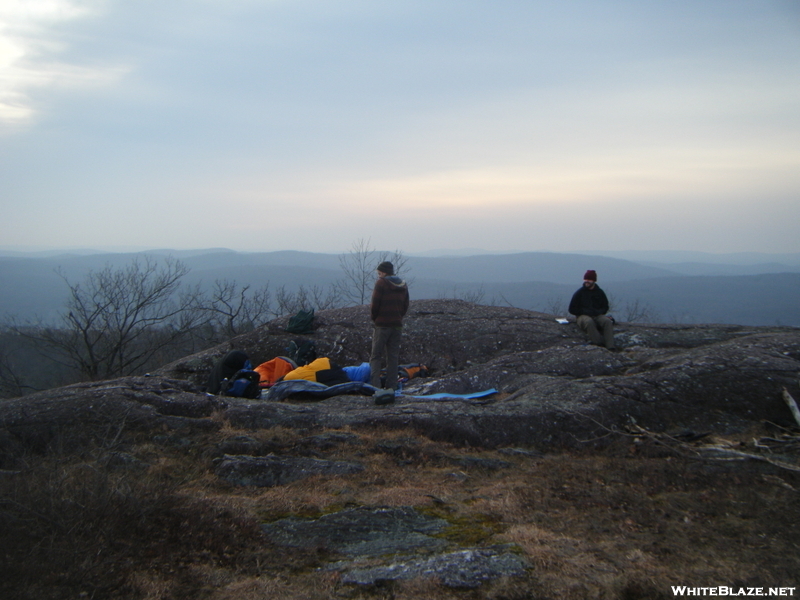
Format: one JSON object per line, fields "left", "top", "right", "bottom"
{"left": 285, "top": 309, "right": 315, "bottom": 334}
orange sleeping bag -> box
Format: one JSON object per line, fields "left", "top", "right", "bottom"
{"left": 254, "top": 357, "right": 297, "bottom": 387}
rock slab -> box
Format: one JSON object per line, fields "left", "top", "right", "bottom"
{"left": 215, "top": 454, "right": 364, "bottom": 487}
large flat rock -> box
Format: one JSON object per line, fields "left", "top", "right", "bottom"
{"left": 3, "top": 301, "right": 799, "bottom": 463}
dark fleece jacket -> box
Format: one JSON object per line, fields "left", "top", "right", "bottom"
{"left": 568, "top": 284, "right": 609, "bottom": 318}
{"left": 371, "top": 276, "right": 409, "bottom": 327}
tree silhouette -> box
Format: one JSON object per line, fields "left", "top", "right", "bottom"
{"left": 12, "top": 256, "right": 201, "bottom": 380}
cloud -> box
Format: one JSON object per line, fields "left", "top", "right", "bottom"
{"left": 0, "top": 0, "right": 127, "bottom": 125}
{"left": 0, "top": 1, "right": 799, "bottom": 254}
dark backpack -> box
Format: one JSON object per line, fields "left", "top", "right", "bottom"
{"left": 206, "top": 350, "right": 250, "bottom": 395}
{"left": 222, "top": 369, "right": 261, "bottom": 399}
{"left": 285, "top": 309, "right": 315, "bottom": 334}
{"left": 285, "top": 339, "right": 317, "bottom": 366}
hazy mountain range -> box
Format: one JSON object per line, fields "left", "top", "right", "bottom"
{"left": 1, "top": 248, "right": 799, "bottom": 327}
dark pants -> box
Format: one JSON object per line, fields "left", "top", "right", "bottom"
{"left": 370, "top": 326, "right": 402, "bottom": 389}
{"left": 577, "top": 315, "right": 615, "bottom": 349}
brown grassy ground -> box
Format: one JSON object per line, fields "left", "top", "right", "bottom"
{"left": 1, "top": 419, "right": 799, "bottom": 600}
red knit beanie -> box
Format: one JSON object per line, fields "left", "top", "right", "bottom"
{"left": 584, "top": 270, "right": 597, "bottom": 282}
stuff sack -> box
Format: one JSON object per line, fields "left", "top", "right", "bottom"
{"left": 377, "top": 363, "right": 430, "bottom": 388}
{"left": 399, "top": 364, "right": 429, "bottom": 382}
{"left": 374, "top": 388, "right": 395, "bottom": 406}
{"left": 222, "top": 369, "right": 261, "bottom": 399}
{"left": 285, "top": 309, "right": 315, "bottom": 334}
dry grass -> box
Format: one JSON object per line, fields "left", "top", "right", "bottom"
{"left": 2, "top": 422, "right": 799, "bottom": 599}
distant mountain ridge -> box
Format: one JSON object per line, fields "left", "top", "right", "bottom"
{"left": 579, "top": 249, "right": 800, "bottom": 266}
{"left": 1, "top": 248, "right": 799, "bottom": 327}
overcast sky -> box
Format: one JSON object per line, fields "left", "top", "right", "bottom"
{"left": 1, "top": 0, "right": 799, "bottom": 255}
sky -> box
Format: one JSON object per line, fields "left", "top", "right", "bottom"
{"left": 1, "top": 0, "right": 799, "bottom": 255}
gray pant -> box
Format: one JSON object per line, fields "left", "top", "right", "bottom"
{"left": 577, "top": 315, "right": 615, "bottom": 349}
{"left": 370, "top": 326, "right": 402, "bottom": 389}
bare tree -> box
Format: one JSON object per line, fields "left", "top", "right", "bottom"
{"left": 620, "top": 298, "right": 658, "bottom": 323}
{"left": 438, "top": 285, "right": 487, "bottom": 305}
{"left": 608, "top": 294, "right": 658, "bottom": 323}
{"left": 0, "top": 345, "right": 24, "bottom": 398}
{"left": 274, "top": 284, "right": 341, "bottom": 316}
{"left": 304, "top": 284, "right": 342, "bottom": 311}
{"left": 337, "top": 238, "right": 376, "bottom": 305}
{"left": 202, "top": 279, "right": 273, "bottom": 338}
{"left": 337, "top": 237, "right": 411, "bottom": 306}
{"left": 10, "top": 256, "right": 202, "bottom": 381}
{"left": 543, "top": 296, "right": 567, "bottom": 316}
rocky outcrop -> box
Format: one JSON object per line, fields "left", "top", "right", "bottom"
{"left": 2, "top": 300, "right": 799, "bottom": 463}
{"left": 157, "top": 300, "right": 582, "bottom": 388}
{"left": 262, "top": 506, "right": 449, "bottom": 555}
{"left": 0, "top": 376, "right": 223, "bottom": 465}
{"left": 340, "top": 547, "right": 529, "bottom": 588}
{"left": 2, "top": 300, "right": 799, "bottom": 596}
{"left": 157, "top": 299, "right": 778, "bottom": 387}
{"left": 219, "top": 330, "right": 800, "bottom": 449}
{"left": 261, "top": 506, "right": 529, "bottom": 588}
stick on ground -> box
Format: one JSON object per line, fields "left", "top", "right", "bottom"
{"left": 782, "top": 387, "right": 800, "bottom": 428}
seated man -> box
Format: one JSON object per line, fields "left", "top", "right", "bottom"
{"left": 568, "top": 269, "right": 615, "bottom": 350}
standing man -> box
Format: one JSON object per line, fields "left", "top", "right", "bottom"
{"left": 568, "top": 269, "right": 616, "bottom": 350}
{"left": 369, "top": 261, "right": 410, "bottom": 391}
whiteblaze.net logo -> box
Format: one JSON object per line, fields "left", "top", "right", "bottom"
{"left": 672, "top": 588, "right": 796, "bottom": 597}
